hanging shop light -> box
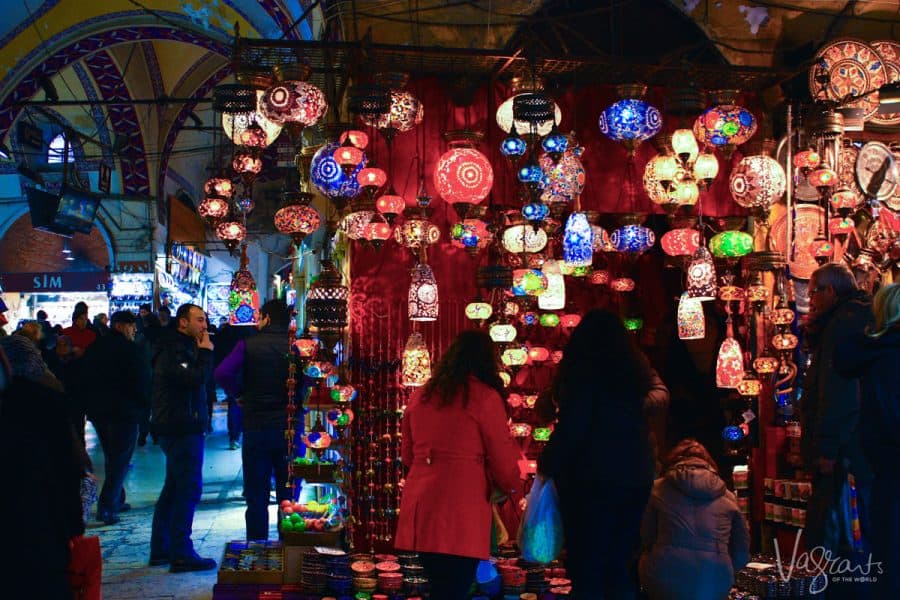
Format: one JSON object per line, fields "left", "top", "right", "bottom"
{"left": 340, "top": 129, "right": 369, "bottom": 149}
{"left": 541, "top": 125, "right": 569, "bottom": 161}
{"left": 306, "top": 260, "right": 349, "bottom": 342}
{"left": 563, "top": 212, "right": 593, "bottom": 267}
{"left": 228, "top": 244, "right": 261, "bottom": 326}
{"left": 361, "top": 74, "right": 423, "bottom": 144}
{"left": 496, "top": 77, "right": 562, "bottom": 137}
{"left": 610, "top": 277, "right": 636, "bottom": 292}
{"left": 465, "top": 299, "right": 493, "bottom": 322}
{"left": 591, "top": 224, "right": 613, "bottom": 252}
{"left": 402, "top": 332, "right": 431, "bottom": 387}
{"left": 539, "top": 313, "right": 560, "bottom": 327}
{"left": 540, "top": 142, "right": 586, "bottom": 205}
{"left": 357, "top": 164, "right": 388, "bottom": 199}
{"left": 610, "top": 223, "right": 656, "bottom": 254}
{"left": 753, "top": 356, "right": 779, "bottom": 374}
{"left": 450, "top": 219, "right": 492, "bottom": 253}
{"left": 697, "top": 92, "right": 757, "bottom": 151}
{"left": 333, "top": 140, "right": 366, "bottom": 177}
{"left": 221, "top": 89, "right": 283, "bottom": 147}
{"left": 216, "top": 219, "right": 246, "bottom": 252}
{"left": 501, "top": 346, "right": 529, "bottom": 367}
{"left": 677, "top": 292, "right": 706, "bottom": 340}
{"left": 729, "top": 154, "right": 786, "bottom": 212}
{"left": 274, "top": 191, "right": 321, "bottom": 246}
{"left": 204, "top": 176, "right": 234, "bottom": 199}
{"left": 511, "top": 269, "right": 548, "bottom": 297}
{"left": 538, "top": 259, "right": 565, "bottom": 310}
{"left": 500, "top": 127, "right": 528, "bottom": 162}
{"left": 661, "top": 228, "right": 701, "bottom": 257}
{"left": 692, "top": 151, "right": 720, "bottom": 189}
{"left": 395, "top": 218, "right": 441, "bottom": 251}
{"left": 598, "top": 84, "right": 662, "bottom": 152}
{"left": 260, "top": 65, "right": 327, "bottom": 139}
{"left": 232, "top": 147, "right": 263, "bottom": 185}
{"left": 709, "top": 230, "right": 754, "bottom": 258}
{"left": 686, "top": 246, "right": 717, "bottom": 301}
{"left": 310, "top": 141, "right": 364, "bottom": 211}
{"left": 716, "top": 332, "right": 745, "bottom": 389}
{"left": 489, "top": 321, "right": 517, "bottom": 343}
{"left": 363, "top": 216, "right": 392, "bottom": 250}
{"left": 434, "top": 131, "right": 494, "bottom": 219}
{"left": 199, "top": 196, "right": 230, "bottom": 222}
{"left": 502, "top": 224, "right": 548, "bottom": 254}
{"left": 376, "top": 189, "right": 405, "bottom": 224}
{"left": 408, "top": 263, "right": 439, "bottom": 322}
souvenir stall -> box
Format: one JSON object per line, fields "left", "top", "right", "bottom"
{"left": 109, "top": 271, "right": 154, "bottom": 315}
{"left": 156, "top": 242, "right": 207, "bottom": 313}
{"left": 199, "top": 28, "right": 898, "bottom": 600}
{"left": 0, "top": 271, "right": 111, "bottom": 329}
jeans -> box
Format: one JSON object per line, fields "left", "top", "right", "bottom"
{"left": 92, "top": 419, "right": 138, "bottom": 515}
{"left": 227, "top": 397, "right": 243, "bottom": 444}
{"left": 150, "top": 434, "right": 205, "bottom": 560}
{"left": 418, "top": 552, "right": 478, "bottom": 600}
{"left": 242, "top": 428, "right": 290, "bottom": 540}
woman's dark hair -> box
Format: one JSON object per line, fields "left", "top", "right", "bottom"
{"left": 551, "top": 309, "right": 652, "bottom": 409}
{"left": 664, "top": 438, "right": 718, "bottom": 474}
{"left": 421, "top": 329, "right": 505, "bottom": 408}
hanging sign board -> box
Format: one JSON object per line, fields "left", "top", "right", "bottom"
{"left": 0, "top": 271, "right": 111, "bottom": 292}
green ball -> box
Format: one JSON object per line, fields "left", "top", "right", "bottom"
{"left": 294, "top": 519, "right": 306, "bottom": 532}
{"left": 290, "top": 512, "right": 302, "bottom": 522}
{"left": 280, "top": 518, "right": 293, "bottom": 531}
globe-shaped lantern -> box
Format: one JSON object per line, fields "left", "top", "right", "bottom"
{"left": 517, "top": 160, "right": 545, "bottom": 187}
{"left": 395, "top": 218, "right": 441, "bottom": 250}
{"left": 729, "top": 155, "right": 786, "bottom": 210}
{"left": 716, "top": 336, "right": 745, "bottom": 389}
{"left": 830, "top": 188, "right": 863, "bottom": 216}
{"left": 677, "top": 292, "right": 706, "bottom": 340}
{"left": 228, "top": 245, "right": 260, "bottom": 327}
{"left": 793, "top": 149, "right": 821, "bottom": 172}
{"left": 808, "top": 168, "right": 838, "bottom": 190}
{"left": 661, "top": 228, "right": 700, "bottom": 257}
{"left": 541, "top": 126, "right": 569, "bottom": 158}
{"left": 333, "top": 142, "right": 366, "bottom": 176}
{"left": 671, "top": 129, "right": 699, "bottom": 163}
{"left": 376, "top": 190, "right": 405, "bottom": 224}
{"left": 592, "top": 225, "right": 613, "bottom": 252}
{"left": 610, "top": 224, "right": 655, "bottom": 254}
{"left": 216, "top": 219, "right": 246, "bottom": 252}
{"left": 232, "top": 148, "right": 262, "bottom": 184}
{"left": 686, "top": 246, "right": 717, "bottom": 301}
{"left": 204, "top": 177, "right": 234, "bottom": 199}
{"left": 643, "top": 155, "right": 675, "bottom": 205}
{"left": 489, "top": 322, "right": 517, "bottom": 343}
{"left": 539, "top": 313, "right": 560, "bottom": 327}
{"left": 357, "top": 165, "right": 387, "bottom": 198}
{"left": 502, "top": 225, "right": 548, "bottom": 253}
{"left": 511, "top": 269, "right": 548, "bottom": 297}
{"left": 699, "top": 104, "right": 757, "bottom": 147}
{"left": 237, "top": 123, "right": 268, "bottom": 149}
{"left": 709, "top": 230, "right": 753, "bottom": 258}
{"left": 363, "top": 218, "right": 392, "bottom": 249}
{"left": 199, "top": 196, "right": 230, "bottom": 222}
{"left": 500, "top": 128, "right": 528, "bottom": 161}
{"left": 465, "top": 300, "right": 493, "bottom": 322}
{"left": 274, "top": 192, "right": 321, "bottom": 246}
{"left": 401, "top": 332, "right": 431, "bottom": 387}
{"left": 496, "top": 93, "right": 562, "bottom": 137}
{"left": 221, "top": 90, "right": 283, "bottom": 147}
{"left": 610, "top": 277, "right": 636, "bottom": 292}
{"left": 260, "top": 79, "right": 327, "bottom": 130}
{"left": 310, "top": 141, "right": 364, "bottom": 207}
{"left": 361, "top": 90, "right": 423, "bottom": 138}
{"left": 339, "top": 129, "right": 369, "bottom": 149}
{"left": 434, "top": 133, "right": 494, "bottom": 219}
{"left": 540, "top": 150, "right": 586, "bottom": 205}
{"left": 598, "top": 86, "right": 662, "bottom": 152}
{"left": 521, "top": 201, "right": 550, "bottom": 224}
{"left": 409, "top": 263, "right": 439, "bottom": 322}
{"left": 450, "top": 219, "right": 492, "bottom": 251}
{"left": 563, "top": 212, "right": 593, "bottom": 267}
{"left": 693, "top": 152, "right": 720, "bottom": 189}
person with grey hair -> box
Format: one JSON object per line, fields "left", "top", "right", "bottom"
{"left": 801, "top": 262, "right": 874, "bottom": 570}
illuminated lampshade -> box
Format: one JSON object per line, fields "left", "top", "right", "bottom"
{"left": 326, "top": 407, "right": 354, "bottom": 429}
{"left": 339, "top": 129, "right": 369, "bottom": 149}
{"left": 811, "top": 237, "right": 834, "bottom": 260}
{"left": 747, "top": 281, "right": 770, "bottom": 308}
{"left": 232, "top": 148, "right": 262, "bottom": 182}
{"left": 598, "top": 97, "right": 663, "bottom": 147}
{"left": 754, "top": 356, "right": 779, "bottom": 374}
{"left": 793, "top": 149, "right": 821, "bottom": 171}
{"left": 204, "top": 177, "right": 234, "bottom": 199}
{"left": 310, "top": 142, "right": 364, "bottom": 201}
{"left": 302, "top": 423, "right": 333, "bottom": 451}
{"left": 402, "top": 332, "right": 431, "bottom": 387}
{"left": 539, "top": 313, "right": 560, "bottom": 327}
{"left": 221, "top": 90, "right": 283, "bottom": 147}
{"left": 333, "top": 142, "right": 365, "bottom": 171}
{"left": 550, "top": 350, "right": 564, "bottom": 363}
{"left": 509, "top": 422, "right": 533, "bottom": 438}
{"left": 643, "top": 155, "right": 674, "bottom": 205}
{"left": 450, "top": 219, "right": 492, "bottom": 250}
{"left": 709, "top": 230, "right": 753, "bottom": 258}
{"left": 661, "top": 228, "right": 700, "bottom": 257}
{"left": 274, "top": 193, "right": 321, "bottom": 246}
{"left": 199, "top": 196, "right": 230, "bottom": 221}
{"left": 292, "top": 334, "right": 320, "bottom": 359}
{"left": 729, "top": 155, "right": 786, "bottom": 210}
{"left": 362, "top": 89, "right": 424, "bottom": 133}
{"left": 434, "top": 145, "right": 494, "bottom": 208}
{"left": 260, "top": 79, "right": 328, "bottom": 128}
{"left": 522, "top": 201, "right": 550, "bottom": 223}
{"left": 610, "top": 277, "right": 636, "bottom": 292}
{"left": 408, "top": 263, "right": 439, "bottom": 322}
{"left": 330, "top": 384, "right": 357, "bottom": 404}
{"left": 716, "top": 337, "right": 745, "bottom": 388}
{"left": 507, "top": 393, "right": 523, "bottom": 408}
{"left": 542, "top": 127, "right": 568, "bottom": 156}
{"left": 489, "top": 322, "right": 517, "bottom": 343}
{"left": 306, "top": 260, "right": 349, "bottom": 335}
{"left": 538, "top": 259, "right": 565, "bottom": 310}
{"left": 216, "top": 219, "right": 246, "bottom": 251}
{"left": 719, "top": 285, "right": 745, "bottom": 302}
{"left": 590, "top": 270, "right": 610, "bottom": 285}
{"left": 518, "top": 161, "right": 545, "bottom": 186}
{"left": 304, "top": 360, "right": 333, "bottom": 379}
{"left": 528, "top": 346, "right": 550, "bottom": 362}
{"left": 559, "top": 263, "right": 592, "bottom": 278}
{"left": 237, "top": 123, "right": 268, "bottom": 149}
{"left": 610, "top": 224, "right": 655, "bottom": 254}
{"left": 228, "top": 245, "right": 260, "bottom": 326}
{"left": 356, "top": 165, "right": 387, "bottom": 192}
{"left": 465, "top": 300, "right": 492, "bottom": 321}
{"left": 533, "top": 427, "right": 552, "bottom": 442}
{"left": 512, "top": 269, "right": 548, "bottom": 297}
{"left": 363, "top": 219, "right": 392, "bottom": 246}
{"left": 521, "top": 311, "right": 538, "bottom": 327}
{"left": 772, "top": 332, "right": 799, "bottom": 351}
{"left": 686, "top": 246, "right": 717, "bottom": 301}
{"left": 339, "top": 211, "right": 375, "bottom": 240}
{"left": 501, "top": 346, "right": 528, "bottom": 367}
{"left": 808, "top": 168, "right": 838, "bottom": 189}
{"left": 829, "top": 217, "right": 855, "bottom": 236}
{"left": 623, "top": 317, "right": 644, "bottom": 331}
{"left": 524, "top": 394, "right": 538, "bottom": 408}
{"left": 591, "top": 225, "right": 613, "bottom": 252}
{"left": 500, "top": 128, "right": 527, "bottom": 158}
{"left": 722, "top": 425, "right": 745, "bottom": 442}
{"left": 670, "top": 180, "right": 699, "bottom": 207}
{"left": 677, "top": 292, "right": 705, "bottom": 340}
{"left": 771, "top": 307, "right": 795, "bottom": 326}
{"left": 560, "top": 313, "right": 581, "bottom": 328}
{"left": 502, "top": 225, "right": 548, "bottom": 253}
{"left": 395, "top": 218, "right": 441, "bottom": 249}
{"left": 504, "top": 301, "right": 520, "bottom": 317}
{"left": 496, "top": 94, "right": 562, "bottom": 136}
{"left": 563, "top": 212, "right": 593, "bottom": 267}
{"left": 699, "top": 104, "right": 757, "bottom": 147}
{"left": 693, "top": 152, "right": 720, "bottom": 188}
{"left": 671, "top": 128, "right": 699, "bottom": 163}
{"left": 376, "top": 191, "right": 405, "bottom": 223}
{"left": 830, "top": 189, "right": 863, "bottom": 215}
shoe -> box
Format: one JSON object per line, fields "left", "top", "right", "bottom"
{"left": 96, "top": 510, "right": 120, "bottom": 525}
{"left": 148, "top": 555, "right": 169, "bottom": 566}
{"left": 169, "top": 556, "right": 217, "bottom": 573}
{"left": 228, "top": 441, "right": 240, "bottom": 450}
{"left": 117, "top": 502, "right": 132, "bottom": 513}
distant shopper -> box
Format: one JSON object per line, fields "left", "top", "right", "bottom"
{"left": 538, "top": 309, "right": 656, "bottom": 598}
{"left": 639, "top": 439, "right": 750, "bottom": 600}
{"left": 216, "top": 300, "right": 294, "bottom": 540}
{"left": 62, "top": 309, "right": 97, "bottom": 357}
{"left": 836, "top": 283, "right": 900, "bottom": 599}
{"left": 214, "top": 318, "right": 246, "bottom": 450}
{"left": 158, "top": 305, "right": 172, "bottom": 329}
{"left": 35, "top": 309, "right": 56, "bottom": 351}
{"left": 83, "top": 311, "right": 149, "bottom": 525}
{"left": 92, "top": 312, "right": 110, "bottom": 336}
{"left": 149, "top": 303, "right": 217, "bottom": 572}
{"left": 395, "top": 330, "right": 522, "bottom": 600}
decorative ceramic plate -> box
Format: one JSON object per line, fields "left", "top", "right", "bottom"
{"left": 809, "top": 38, "right": 888, "bottom": 120}
{"left": 769, "top": 204, "right": 825, "bottom": 280}
{"left": 870, "top": 40, "right": 900, "bottom": 128}
{"left": 838, "top": 142, "right": 864, "bottom": 200}
{"left": 855, "top": 142, "right": 898, "bottom": 201}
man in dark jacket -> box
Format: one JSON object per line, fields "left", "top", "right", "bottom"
{"left": 215, "top": 299, "right": 293, "bottom": 540}
{"left": 84, "top": 311, "right": 148, "bottom": 524}
{"left": 149, "top": 303, "right": 217, "bottom": 572}
{"left": 801, "top": 263, "right": 874, "bottom": 559}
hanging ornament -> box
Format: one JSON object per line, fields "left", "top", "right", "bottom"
{"left": 232, "top": 147, "right": 263, "bottom": 185}
{"left": 361, "top": 75, "right": 423, "bottom": 144}
{"left": 339, "top": 210, "right": 376, "bottom": 241}
{"left": 539, "top": 313, "right": 560, "bottom": 327}
{"left": 540, "top": 139, "right": 586, "bottom": 205}
{"left": 538, "top": 259, "right": 565, "bottom": 310}
{"left": 716, "top": 320, "right": 745, "bottom": 389}
{"left": 274, "top": 191, "right": 321, "bottom": 246}
{"left": 402, "top": 332, "right": 431, "bottom": 387}
{"left": 333, "top": 140, "right": 366, "bottom": 177}
{"left": 228, "top": 244, "right": 260, "bottom": 326}
{"left": 199, "top": 196, "right": 230, "bottom": 222}
{"left": 465, "top": 299, "right": 493, "bottom": 322}
{"left": 488, "top": 321, "right": 517, "bottom": 343}
{"left": 204, "top": 176, "right": 234, "bottom": 199}
{"left": 376, "top": 189, "right": 405, "bottom": 225}
{"left": 260, "top": 66, "right": 328, "bottom": 140}
{"left": 697, "top": 92, "right": 757, "bottom": 151}
{"left": 434, "top": 131, "right": 494, "bottom": 220}
{"left": 709, "top": 230, "right": 754, "bottom": 258}
{"left": 677, "top": 292, "right": 705, "bottom": 340}
{"left": 496, "top": 77, "right": 562, "bottom": 136}
{"left": 693, "top": 152, "right": 720, "bottom": 190}
{"left": 363, "top": 216, "right": 392, "bottom": 250}
{"left": 598, "top": 84, "right": 662, "bottom": 153}
{"left": 310, "top": 141, "right": 365, "bottom": 210}
{"left": 395, "top": 218, "right": 441, "bottom": 251}
{"left": 541, "top": 125, "right": 569, "bottom": 162}
{"left": 511, "top": 269, "right": 548, "bottom": 297}
{"left": 686, "top": 246, "right": 717, "bottom": 300}
{"left": 729, "top": 155, "right": 786, "bottom": 211}
{"left": 357, "top": 164, "right": 388, "bottom": 200}
{"left": 301, "top": 419, "right": 333, "bottom": 451}
{"left": 500, "top": 127, "right": 528, "bottom": 164}
{"left": 610, "top": 277, "right": 636, "bottom": 292}
{"left": 216, "top": 219, "right": 246, "bottom": 252}
{"left": 221, "top": 89, "right": 283, "bottom": 147}
{"left": 502, "top": 224, "right": 548, "bottom": 253}
{"left": 306, "top": 260, "right": 349, "bottom": 345}
{"left": 563, "top": 212, "right": 593, "bottom": 267}
{"left": 450, "top": 219, "right": 492, "bottom": 254}
{"left": 661, "top": 228, "right": 701, "bottom": 257}
{"left": 610, "top": 223, "right": 656, "bottom": 254}
{"left": 408, "top": 263, "right": 439, "bottom": 322}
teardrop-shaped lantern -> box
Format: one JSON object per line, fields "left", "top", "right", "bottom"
{"left": 563, "top": 212, "right": 593, "bottom": 267}
{"left": 677, "top": 292, "right": 706, "bottom": 340}
{"left": 408, "top": 263, "right": 439, "bottom": 322}
{"left": 686, "top": 246, "right": 717, "bottom": 301}
{"left": 716, "top": 335, "right": 745, "bottom": 389}
{"left": 538, "top": 259, "right": 566, "bottom": 310}
{"left": 402, "top": 332, "right": 431, "bottom": 387}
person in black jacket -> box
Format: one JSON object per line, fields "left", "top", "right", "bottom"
{"left": 215, "top": 299, "right": 294, "bottom": 540}
{"left": 835, "top": 283, "right": 900, "bottom": 599}
{"left": 538, "top": 309, "right": 655, "bottom": 599}
{"left": 84, "top": 311, "right": 148, "bottom": 525}
{"left": 149, "top": 303, "right": 217, "bottom": 572}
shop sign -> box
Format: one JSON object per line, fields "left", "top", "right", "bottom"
{"left": 0, "top": 271, "right": 111, "bottom": 292}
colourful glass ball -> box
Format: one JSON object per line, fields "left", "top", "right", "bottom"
{"left": 661, "top": 228, "right": 700, "bottom": 257}
{"left": 434, "top": 147, "right": 494, "bottom": 205}
{"left": 361, "top": 90, "right": 423, "bottom": 132}
{"left": 598, "top": 99, "right": 662, "bottom": 142}
{"left": 699, "top": 104, "right": 757, "bottom": 146}
{"left": 709, "top": 230, "right": 753, "bottom": 258}
{"left": 522, "top": 201, "right": 549, "bottom": 222}
{"left": 610, "top": 224, "right": 655, "bottom": 253}
{"left": 310, "top": 142, "right": 364, "bottom": 199}
{"left": 729, "top": 155, "right": 786, "bottom": 209}
{"left": 261, "top": 80, "right": 328, "bottom": 127}
{"left": 501, "top": 134, "right": 527, "bottom": 158}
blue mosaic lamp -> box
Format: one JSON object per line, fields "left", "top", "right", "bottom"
{"left": 500, "top": 127, "right": 527, "bottom": 161}
{"left": 610, "top": 223, "right": 656, "bottom": 254}
{"left": 563, "top": 212, "right": 593, "bottom": 267}
{"left": 541, "top": 125, "right": 568, "bottom": 159}
{"left": 522, "top": 201, "right": 549, "bottom": 224}
{"left": 310, "top": 141, "right": 364, "bottom": 209}
{"left": 228, "top": 244, "right": 260, "bottom": 326}
{"left": 598, "top": 84, "right": 662, "bottom": 153}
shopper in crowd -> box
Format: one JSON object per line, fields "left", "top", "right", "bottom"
{"left": 84, "top": 311, "right": 149, "bottom": 525}
{"left": 149, "top": 303, "right": 217, "bottom": 572}
{"left": 638, "top": 439, "right": 749, "bottom": 600}
{"left": 136, "top": 311, "right": 162, "bottom": 446}
{"left": 800, "top": 263, "right": 873, "bottom": 555}
{"left": 158, "top": 305, "right": 172, "bottom": 329}
{"left": 139, "top": 303, "right": 152, "bottom": 320}
{"left": 538, "top": 309, "right": 656, "bottom": 599}
{"left": 0, "top": 332, "right": 88, "bottom": 599}
{"left": 35, "top": 309, "right": 56, "bottom": 351}
{"left": 214, "top": 316, "right": 246, "bottom": 450}
{"left": 835, "top": 283, "right": 900, "bottom": 599}
{"left": 62, "top": 306, "right": 97, "bottom": 357}
{"left": 215, "top": 300, "right": 294, "bottom": 539}
{"left": 395, "top": 330, "right": 522, "bottom": 600}
{"left": 16, "top": 321, "right": 43, "bottom": 346}
{"left": 92, "top": 312, "right": 110, "bottom": 336}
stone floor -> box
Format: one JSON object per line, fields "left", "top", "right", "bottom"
{"left": 86, "top": 402, "right": 272, "bottom": 600}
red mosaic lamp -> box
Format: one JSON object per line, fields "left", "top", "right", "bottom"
{"left": 274, "top": 191, "right": 321, "bottom": 247}
{"left": 434, "top": 130, "right": 493, "bottom": 220}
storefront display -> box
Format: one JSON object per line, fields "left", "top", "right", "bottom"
{"left": 109, "top": 272, "right": 154, "bottom": 314}
{"left": 0, "top": 271, "right": 111, "bottom": 329}
{"left": 157, "top": 243, "right": 208, "bottom": 313}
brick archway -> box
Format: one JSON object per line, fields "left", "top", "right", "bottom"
{"left": 0, "top": 209, "right": 114, "bottom": 273}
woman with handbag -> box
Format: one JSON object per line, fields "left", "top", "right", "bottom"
{"left": 538, "top": 309, "right": 657, "bottom": 598}
{"left": 395, "top": 330, "right": 522, "bottom": 600}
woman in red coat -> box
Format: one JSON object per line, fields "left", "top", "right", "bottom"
{"left": 395, "top": 330, "right": 522, "bottom": 600}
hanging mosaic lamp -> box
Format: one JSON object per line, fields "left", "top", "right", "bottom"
{"left": 216, "top": 219, "right": 246, "bottom": 252}
{"left": 661, "top": 228, "right": 700, "bottom": 257}
{"left": 395, "top": 218, "right": 441, "bottom": 250}
{"left": 502, "top": 225, "right": 548, "bottom": 254}
{"left": 511, "top": 269, "right": 548, "bottom": 297}
{"left": 698, "top": 92, "right": 757, "bottom": 148}
{"left": 671, "top": 128, "right": 699, "bottom": 163}
{"left": 357, "top": 164, "right": 387, "bottom": 199}
{"left": 408, "top": 263, "right": 439, "bottom": 322}
{"left": 310, "top": 141, "right": 364, "bottom": 210}
{"left": 228, "top": 244, "right": 260, "bottom": 326}
{"left": 220, "top": 88, "right": 283, "bottom": 147}
{"left": 330, "top": 383, "right": 357, "bottom": 403}
{"left": 501, "top": 346, "right": 529, "bottom": 367}
{"left": 538, "top": 259, "right": 565, "bottom": 310}
{"left": 302, "top": 420, "right": 333, "bottom": 451}
{"left": 522, "top": 201, "right": 550, "bottom": 226}
{"left": 598, "top": 84, "right": 662, "bottom": 153}
{"left": 716, "top": 324, "right": 745, "bottom": 389}
{"left": 747, "top": 277, "right": 770, "bottom": 311}
{"left": 709, "top": 230, "right": 753, "bottom": 258}
{"left": 623, "top": 317, "right": 644, "bottom": 332}
{"left": 199, "top": 196, "right": 230, "bottom": 222}
{"left": 306, "top": 260, "right": 349, "bottom": 342}
{"left": 669, "top": 180, "right": 700, "bottom": 208}
{"left": 532, "top": 427, "right": 553, "bottom": 442}
{"left": 610, "top": 277, "right": 636, "bottom": 292}
{"left": 539, "top": 313, "right": 560, "bottom": 327}
{"left": 808, "top": 168, "right": 838, "bottom": 192}
{"left": 610, "top": 223, "right": 656, "bottom": 254}
{"left": 260, "top": 65, "right": 327, "bottom": 138}
{"left": 496, "top": 77, "right": 562, "bottom": 137}
{"left": 237, "top": 123, "right": 268, "bottom": 149}
{"left": 754, "top": 356, "right": 779, "bottom": 374}
{"left": 517, "top": 160, "right": 546, "bottom": 188}
{"left": 363, "top": 217, "right": 392, "bottom": 250}
{"left": 830, "top": 188, "right": 863, "bottom": 216}
{"left": 450, "top": 219, "right": 492, "bottom": 253}
{"left": 465, "top": 299, "right": 492, "bottom": 322}
{"left": 563, "top": 212, "right": 593, "bottom": 267}
{"left": 792, "top": 149, "right": 821, "bottom": 173}
{"left": 361, "top": 75, "right": 423, "bottom": 144}
{"left": 339, "top": 129, "right": 369, "bottom": 149}
{"left": 339, "top": 210, "right": 375, "bottom": 241}
{"left": 500, "top": 126, "right": 528, "bottom": 162}
{"left": 434, "top": 131, "right": 493, "bottom": 219}
{"left": 528, "top": 346, "right": 550, "bottom": 363}
{"left": 401, "top": 332, "right": 431, "bottom": 387}
{"left": 292, "top": 332, "right": 320, "bottom": 360}
{"left": 274, "top": 191, "right": 321, "bottom": 246}
{"left": 693, "top": 152, "right": 720, "bottom": 189}
{"left": 489, "top": 321, "right": 517, "bottom": 343}
{"left": 232, "top": 147, "right": 263, "bottom": 185}
{"left": 591, "top": 225, "right": 613, "bottom": 252}
{"left": 677, "top": 292, "right": 706, "bottom": 340}
{"left": 643, "top": 154, "right": 679, "bottom": 205}
{"left": 729, "top": 154, "right": 786, "bottom": 211}
{"left": 204, "top": 176, "right": 234, "bottom": 199}
{"left": 541, "top": 125, "right": 569, "bottom": 161}
{"left": 590, "top": 270, "right": 610, "bottom": 285}
{"left": 333, "top": 137, "right": 366, "bottom": 175}
{"left": 540, "top": 145, "right": 586, "bottom": 205}
{"left": 376, "top": 188, "right": 405, "bottom": 224}
{"left": 686, "top": 246, "right": 717, "bottom": 301}
{"left": 560, "top": 313, "right": 581, "bottom": 328}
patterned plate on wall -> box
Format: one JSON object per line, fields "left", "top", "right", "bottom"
{"left": 870, "top": 40, "right": 900, "bottom": 128}
{"left": 809, "top": 38, "right": 888, "bottom": 121}
{"left": 856, "top": 141, "right": 898, "bottom": 201}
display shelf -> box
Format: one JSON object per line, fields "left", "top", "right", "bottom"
{"left": 291, "top": 462, "right": 340, "bottom": 484}
{"left": 217, "top": 540, "right": 284, "bottom": 585}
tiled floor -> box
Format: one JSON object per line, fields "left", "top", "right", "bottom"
{"left": 86, "top": 402, "right": 272, "bottom": 600}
